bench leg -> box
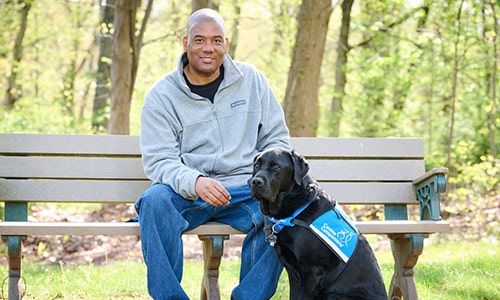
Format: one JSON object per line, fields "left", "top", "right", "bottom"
{"left": 388, "top": 233, "right": 425, "bottom": 300}
{"left": 198, "top": 235, "right": 229, "bottom": 300}
{"left": 3, "top": 236, "right": 23, "bottom": 300}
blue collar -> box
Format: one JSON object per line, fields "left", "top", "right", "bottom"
{"left": 268, "top": 189, "right": 319, "bottom": 233}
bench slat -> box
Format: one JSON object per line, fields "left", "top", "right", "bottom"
{"left": 0, "top": 179, "right": 150, "bottom": 203}
{"left": 322, "top": 182, "right": 418, "bottom": 204}
{"left": 0, "top": 134, "right": 424, "bottom": 158}
{"left": 0, "top": 179, "right": 418, "bottom": 204}
{"left": 0, "top": 156, "right": 424, "bottom": 181}
{"left": 307, "top": 159, "right": 424, "bottom": 181}
{"left": 291, "top": 137, "right": 424, "bottom": 158}
{"left": 0, "top": 134, "right": 141, "bottom": 155}
{"left": 0, "top": 220, "right": 449, "bottom": 236}
{"left": 0, "top": 156, "right": 145, "bottom": 179}
{"left": 0, "top": 222, "right": 243, "bottom": 236}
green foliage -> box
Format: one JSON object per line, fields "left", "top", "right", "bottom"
{"left": 444, "top": 145, "right": 499, "bottom": 241}
{"left": 450, "top": 141, "right": 499, "bottom": 192}
{"left": 0, "top": 97, "right": 94, "bottom": 134}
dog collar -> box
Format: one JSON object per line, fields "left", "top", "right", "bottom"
{"left": 268, "top": 189, "right": 319, "bottom": 234}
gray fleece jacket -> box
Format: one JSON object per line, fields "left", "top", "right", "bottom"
{"left": 140, "top": 53, "right": 291, "bottom": 200}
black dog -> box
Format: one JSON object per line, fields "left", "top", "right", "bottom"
{"left": 251, "top": 147, "right": 387, "bottom": 300}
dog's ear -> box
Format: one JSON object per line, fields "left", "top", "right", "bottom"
{"left": 290, "top": 149, "right": 309, "bottom": 185}
{"left": 253, "top": 150, "right": 263, "bottom": 163}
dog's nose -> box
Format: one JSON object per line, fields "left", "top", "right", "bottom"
{"left": 251, "top": 177, "right": 264, "bottom": 187}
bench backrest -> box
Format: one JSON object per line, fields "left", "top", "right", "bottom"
{"left": 0, "top": 134, "right": 425, "bottom": 206}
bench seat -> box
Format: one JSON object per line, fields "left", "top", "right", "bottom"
{"left": 0, "top": 220, "right": 449, "bottom": 236}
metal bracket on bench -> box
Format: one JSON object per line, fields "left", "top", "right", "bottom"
{"left": 415, "top": 170, "right": 447, "bottom": 221}
{"left": 3, "top": 236, "right": 25, "bottom": 300}
{"left": 197, "top": 235, "right": 229, "bottom": 300}
{"left": 2, "top": 202, "right": 28, "bottom": 300}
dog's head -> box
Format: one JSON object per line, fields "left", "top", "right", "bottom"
{"left": 250, "top": 147, "right": 309, "bottom": 216}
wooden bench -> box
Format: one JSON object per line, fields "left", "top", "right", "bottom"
{"left": 0, "top": 134, "right": 449, "bottom": 300}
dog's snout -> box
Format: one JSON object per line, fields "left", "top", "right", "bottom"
{"left": 251, "top": 177, "right": 264, "bottom": 187}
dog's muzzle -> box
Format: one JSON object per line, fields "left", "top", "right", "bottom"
{"left": 250, "top": 176, "right": 265, "bottom": 187}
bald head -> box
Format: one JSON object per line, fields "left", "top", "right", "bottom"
{"left": 187, "top": 8, "right": 226, "bottom": 37}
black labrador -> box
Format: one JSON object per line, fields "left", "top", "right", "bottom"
{"left": 251, "top": 147, "right": 388, "bottom": 300}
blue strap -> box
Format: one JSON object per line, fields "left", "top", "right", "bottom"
{"left": 268, "top": 201, "right": 310, "bottom": 233}
{"left": 268, "top": 190, "right": 318, "bottom": 233}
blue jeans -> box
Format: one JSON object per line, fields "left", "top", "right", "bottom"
{"left": 134, "top": 183, "right": 283, "bottom": 300}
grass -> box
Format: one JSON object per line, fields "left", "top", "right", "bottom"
{"left": 1, "top": 239, "right": 498, "bottom": 299}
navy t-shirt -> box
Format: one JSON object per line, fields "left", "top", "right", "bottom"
{"left": 184, "top": 66, "right": 224, "bottom": 103}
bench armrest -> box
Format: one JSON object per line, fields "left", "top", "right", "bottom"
{"left": 413, "top": 168, "right": 448, "bottom": 221}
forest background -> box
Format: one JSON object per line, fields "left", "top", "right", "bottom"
{"left": 0, "top": 0, "right": 498, "bottom": 242}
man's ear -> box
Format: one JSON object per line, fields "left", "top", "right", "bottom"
{"left": 182, "top": 36, "right": 188, "bottom": 51}
{"left": 290, "top": 149, "right": 309, "bottom": 185}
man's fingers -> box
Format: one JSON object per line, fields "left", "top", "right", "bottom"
{"left": 213, "top": 185, "right": 231, "bottom": 201}
{"left": 210, "top": 187, "right": 230, "bottom": 206}
{"left": 195, "top": 177, "right": 231, "bottom": 206}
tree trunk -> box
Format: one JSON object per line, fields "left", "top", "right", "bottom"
{"left": 4, "top": 0, "right": 31, "bottom": 109}
{"left": 109, "top": 0, "right": 139, "bottom": 135}
{"left": 228, "top": 2, "right": 240, "bottom": 59}
{"left": 109, "top": 0, "right": 152, "bottom": 135}
{"left": 446, "top": 0, "right": 465, "bottom": 170}
{"left": 92, "top": 0, "right": 115, "bottom": 132}
{"left": 329, "top": 0, "right": 353, "bottom": 137}
{"left": 487, "top": 1, "right": 498, "bottom": 160}
{"left": 192, "top": 0, "right": 217, "bottom": 12}
{"left": 283, "top": 0, "right": 333, "bottom": 137}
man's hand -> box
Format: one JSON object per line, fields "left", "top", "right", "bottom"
{"left": 195, "top": 176, "right": 231, "bottom": 206}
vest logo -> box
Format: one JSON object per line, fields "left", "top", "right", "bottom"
{"left": 320, "top": 223, "right": 355, "bottom": 247}
{"left": 310, "top": 208, "right": 358, "bottom": 263}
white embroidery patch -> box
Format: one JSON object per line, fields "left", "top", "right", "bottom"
{"left": 309, "top": 208, "right": 358, "bottom": 263}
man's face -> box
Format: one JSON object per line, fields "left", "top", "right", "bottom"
{"left": 183, "top": 20, "right": 228, "bottom": 81}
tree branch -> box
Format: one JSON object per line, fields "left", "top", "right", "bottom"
{"left": 351, "top": 6, "right": 429, "bottom": 49}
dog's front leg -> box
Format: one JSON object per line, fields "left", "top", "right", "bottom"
{"left": 288, "top": 271, "right": 320, "bottom": 300}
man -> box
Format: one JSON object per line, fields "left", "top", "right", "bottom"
{"left": 135, "top": 8, "right": 291, "bottom": 299}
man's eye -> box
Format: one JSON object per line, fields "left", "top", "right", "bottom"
{"left": 194, "top": 38, "right": 204, "bottom": 44}
{"left": 214, "top": 39, "right": 223, "bottom": 45}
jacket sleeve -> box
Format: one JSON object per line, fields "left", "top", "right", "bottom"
{"left": 140, "top": 92, "right": 202, "bottom": 200}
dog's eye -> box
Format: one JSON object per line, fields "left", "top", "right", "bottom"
{"left": 271, "top": 163, "right": 280, "bottom": 170}
{"left": 253, "top": 163, "right": 260, "bottom": 169}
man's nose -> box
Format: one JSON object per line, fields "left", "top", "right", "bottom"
{"left": 202, "top": 41, "right": 214, "bottom": 52}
